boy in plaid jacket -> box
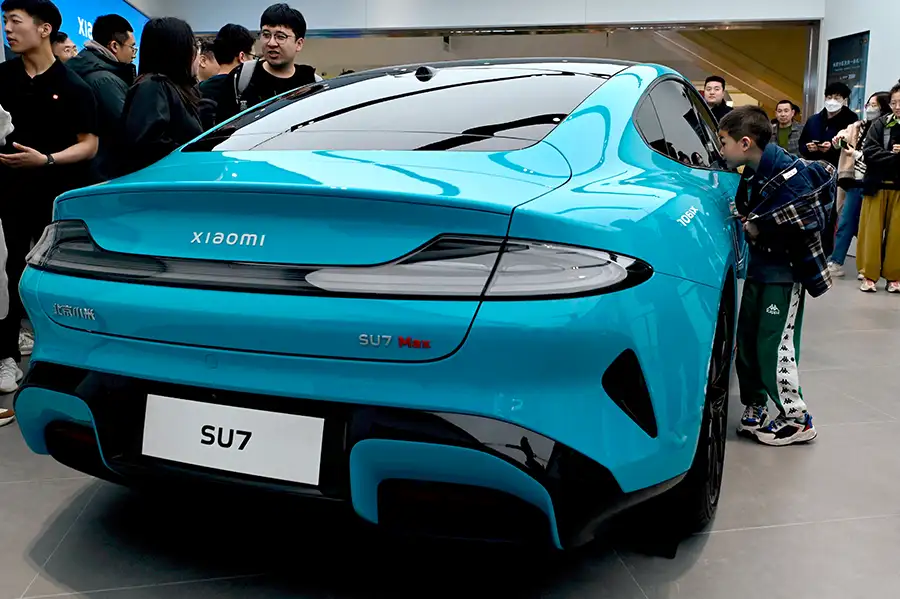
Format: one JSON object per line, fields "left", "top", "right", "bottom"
{"left": 718, "top": 106, "right": 836, "bottom": 446}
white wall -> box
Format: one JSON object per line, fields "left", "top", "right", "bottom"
{"left": 819, "top": 0, "right": 896, "bottom": 104}
{"left": 135, "top": 0, "right": 826, "bottom": 34}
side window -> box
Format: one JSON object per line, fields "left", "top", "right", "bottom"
{"left": 649, "top": 80, "right": 714, "bottom": 169}
{"left": 687, "top": 88, "right": 728, "bottom": 169}
{"left": 634, "top": 97, "right": 670, "bottom": 157}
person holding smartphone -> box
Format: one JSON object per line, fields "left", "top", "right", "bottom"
{"left": 798, "top": 83, "right": 859, "bottom": 258}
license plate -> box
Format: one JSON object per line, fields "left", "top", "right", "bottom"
{"left": 141, "top": 394, "right": 325, "bottom": 485}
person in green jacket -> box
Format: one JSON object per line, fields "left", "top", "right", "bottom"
{"left": 67, "top": 14, "right": 136, "bottom": 181}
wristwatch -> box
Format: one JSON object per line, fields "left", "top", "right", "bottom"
{"left": 45, "top": 154, "right": 55, "bottom": 166}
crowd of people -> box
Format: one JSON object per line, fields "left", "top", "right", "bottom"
{"left": 0, "top": 0, "right": 319, "bottom": 422}
{"left": 705, "top": 74, "right": 900, "bottom": 445}
{"left": 704, "top": 75, "right": 900, "bottom": 295}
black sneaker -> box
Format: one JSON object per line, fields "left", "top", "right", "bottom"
{"left": 754, "top": 413, "right": 816, "bottom": 446}
{"left": 738, "top": 405, "right": 769, "bottom": 435}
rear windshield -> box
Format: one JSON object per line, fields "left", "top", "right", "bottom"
{"left": 184, "top": 66, "right": 607, "bottom": 153}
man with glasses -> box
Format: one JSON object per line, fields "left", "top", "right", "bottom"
{"left": 67, "top": 13, "right": 136, "bottom": 181}
{"left": 216, "top": 3, "right": 319, "bottom": 124}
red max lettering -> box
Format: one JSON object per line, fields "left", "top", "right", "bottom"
{"left": 398, "top": 337, "right": 431, "bottom": 349}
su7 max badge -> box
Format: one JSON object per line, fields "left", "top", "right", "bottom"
{"left": 359, "top": 334, "right": 431, "bottom": 349}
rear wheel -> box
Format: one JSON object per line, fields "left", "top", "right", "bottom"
{"left": 651, "top": 286, "right": 733, "bottom": 535}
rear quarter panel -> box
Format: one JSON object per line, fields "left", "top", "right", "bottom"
{"left": 528, "top": 64, "right": 742, "bottom": 292}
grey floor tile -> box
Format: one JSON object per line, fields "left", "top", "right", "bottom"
{"left": 24, "top": 486, "right": 643, "bottom": 599}
{"left": 24, "top": 552, "right": 650, "bottom": 599}
{"left": 22, "top": 485, "right": 277, "bottom": 598}
{"left": 0, "top": 426, "right": 90, "bottom": 484}
{"left": 798, "top": 366, "right": 900, "bottom": 420}
{"left": 0, "top": 478, "right": 94, "bottom": 599}
{"left": 621, "top": 515, "right": 900, "bottom": 599}
{"left": 712, "top": 421, "right": 900, "bottom": 531}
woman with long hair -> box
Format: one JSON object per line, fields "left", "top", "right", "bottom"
{"left": 830, "top": 91, "right": 892, "bottom": 280}
{"left": 117, "top": 17, "right": 214, "bottom": 176}
{"left": 859, "top": 84, "right": 900, "bottom": 292}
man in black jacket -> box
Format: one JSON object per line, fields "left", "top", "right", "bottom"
{"left": 216, "top": 3, "right": 319, "bottom": 124}
{"left": 0, "top": 0, "right": 98, "bottom": 397}
{"left": 705, "top": 75, "right": 733, "bottom": 122}
{"left": 67, "top": 14, "right": 136, "bottom": 180}
{"left": 798, "top": 82, "right": 859, "bottom": 257}
{"left": 200, "top": 23, "right": 255, "bottom": 123}
{"left": 799, "top": 82, "right": 859, "bottom": 167}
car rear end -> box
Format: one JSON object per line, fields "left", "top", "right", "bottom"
{"left": 15, "top": 60, "right": 710, "bottom": 548}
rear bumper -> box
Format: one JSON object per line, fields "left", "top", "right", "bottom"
{"left": 17, "top": 363, "right": 682, "bottom": 548}
{"left": 16, "top": 267, "right": 721, "bottom": 546}
{"left": 19, "top": 267, "right": 720, "bottom": 493}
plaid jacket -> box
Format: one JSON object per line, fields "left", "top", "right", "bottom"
{"left": 736, "top": 144, "right": 837, "bottom": 298}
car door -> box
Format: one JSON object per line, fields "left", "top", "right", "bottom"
{"left": 646, "top": 79, "right": 746, "bottom": 279}
{"left": 686, "top": 87, "right": 748, "bottom": 278}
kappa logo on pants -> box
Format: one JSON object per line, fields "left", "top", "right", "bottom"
{"left": 766, "top": 304, "right": 781, "bottom": 316}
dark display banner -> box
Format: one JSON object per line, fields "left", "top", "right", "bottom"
{"left": 826, "top": 31, "right": 870, "bottom": 118}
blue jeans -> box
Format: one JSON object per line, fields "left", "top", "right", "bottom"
{"left": 831, "top": 187, "right": 864, "bottom": 266}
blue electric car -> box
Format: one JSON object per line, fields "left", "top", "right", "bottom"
{"left": 16, "top": 58, "right": 744, "bottom": 548}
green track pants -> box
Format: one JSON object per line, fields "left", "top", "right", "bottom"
{"left": 735, "top": 281, "right": 808, "bottom": 417}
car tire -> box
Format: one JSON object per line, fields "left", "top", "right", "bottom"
{"left": 643, "top": 287, "right": 733, "bottom": 538}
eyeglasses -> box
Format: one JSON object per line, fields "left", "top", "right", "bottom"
{"left": 260, "top": 30, "right": 294, "bottom": 44}
{"left": 124, "top": 43, "right": 138, "bottom": 55}
{"left": 890, "top": 102, "right": 900, "bottom": 109}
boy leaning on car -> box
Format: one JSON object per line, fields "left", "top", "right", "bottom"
{"left": 718, "top": 105, "right": 836, "bottom": 447}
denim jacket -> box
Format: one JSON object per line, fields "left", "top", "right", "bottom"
{"left": 736, "top": 143, "right": 837, "bottom": 298}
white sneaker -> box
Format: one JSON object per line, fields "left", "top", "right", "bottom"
{"left": 0, "top": 408, "right": 14, "bottom": 427}
{"left": 18, "top": 329, "right": 34, "bottom": 356}
{"left": 827, "top": 262, "right": 845, "bottom": 278}
{"left": 0, "top": 359, "right": 24, "bottom": 394}
{"left": 858, "top": 272, "right": 866, "bottom": 281}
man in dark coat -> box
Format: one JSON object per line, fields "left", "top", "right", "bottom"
{"left": 67, "top": 13, "right": 136, "bottom": 180}
{"left": 799, "top": 82, "right": 859, "bottom": 167}
{"left": 797, "top": 82, "right": 859, "bottom": 257}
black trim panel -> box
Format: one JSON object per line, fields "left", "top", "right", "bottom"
{"left": 20, "top": 362, "right": 682, "bottom": 548}
{"left": 31, "top": 222, "right": 654, "bottom": 302}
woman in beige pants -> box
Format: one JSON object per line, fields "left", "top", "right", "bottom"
{"left": 860, "top": 84, "right": 900, "bottom": 293}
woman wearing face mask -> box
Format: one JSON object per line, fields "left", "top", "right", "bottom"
{"left": 858, "top": 83, "right": 900, "bottom": 293}
{"left": 829, "top": 92, "right": 892, "bottom": 279}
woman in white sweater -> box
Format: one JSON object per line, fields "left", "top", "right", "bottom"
{"left": 0, "top": 102, "right": 13, "bottom": 427}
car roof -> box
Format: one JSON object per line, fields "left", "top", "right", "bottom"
{"left": 352, "top": 57, "right": 635, "bottom": 79}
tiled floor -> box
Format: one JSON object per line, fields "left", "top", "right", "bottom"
{"left": 2, "top": 266, "right": 898, "bottom": 599}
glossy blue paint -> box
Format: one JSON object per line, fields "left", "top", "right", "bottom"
{"left": 349, "top": 439, "right": 562, "bottom": 548}
{"left": 34, "top": 271, "right": 480, "bottom": 361}
{"left": 15, "top": 387, "right": 95, "bottom": 455}
{"left": 22, "top": 268, "right": 718, "bottom": 492}
{"left": 529, "top": 64, "right": 743, "bottom": 290}
{"left": 19, "top": 61, "right": 744, "bottom": 530}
